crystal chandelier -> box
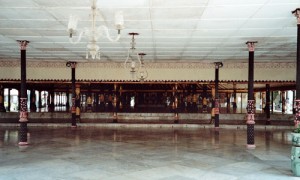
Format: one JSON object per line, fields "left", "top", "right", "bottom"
{"left": 136, "top": 53, "right": 148, "bottom": 82}
{"left": 124, "top": 32, "right": 141, "bottom": 78}
{"left": 67, "top": 0, "right": 124, "bottom": 60}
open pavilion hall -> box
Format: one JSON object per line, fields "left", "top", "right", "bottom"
{"left": 0, "top": 0, "right": 300, "bottom": 179}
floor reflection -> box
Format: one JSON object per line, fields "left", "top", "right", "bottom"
{"left": 0, "top": 126, "right": 295, "bottom": 179}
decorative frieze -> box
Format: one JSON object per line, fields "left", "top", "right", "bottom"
{"left": 0, "top": 60, "right": 296, "bottom": 69}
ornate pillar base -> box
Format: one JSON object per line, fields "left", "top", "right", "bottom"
{"left": 19, "top": 122, "right": 28, "bottom": 146}
{"left": 246, "top": 100, "right": 255, "bottom": 148}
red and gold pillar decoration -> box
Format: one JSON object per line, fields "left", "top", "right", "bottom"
{"left": 18, "top": 40, "right": 29, "bottom": 145}
{"left": 75, "top": 84, "right": 81, "bottom": 123}
{"left": 174, "top": 83, "right": 179, "bottom": 123}
{"left": 246, "top": 41, "right": 257, "bottom": 149}
{"left": 293, "top": 8, "right": 300, "bottom": 128}
{"left": 66, "top": 61, "right": 77, "bottom": 127}
{"left": 113, "top": 83, "right": 118, "bottom": 123}
{"left": 214, "top": 62, "right": 223, "bottom": 128}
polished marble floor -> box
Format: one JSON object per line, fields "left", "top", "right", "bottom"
{"left": 0, "top": 125, "right": 297, "bottom": 180}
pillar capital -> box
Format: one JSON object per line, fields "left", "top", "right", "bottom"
{"left": 214, "top": 62, "right": 223, "bottom": 69}
{"left": 292, "top": 8, "right": 300, "bottom": 24}
{"left": 66, "top": 61, "right": 77, "bottom": 68}
{"left": 246, "top": 41, "right": 258, "bottom": 52}
{"left": 17, "top": 40, "right": 30, "bottom": 50}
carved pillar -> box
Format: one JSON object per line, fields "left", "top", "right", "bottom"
{"left": 293, "top": 8, "right": 300, "bottom": 128}
{"left": 214, "top": 62, "right": 223, "bottom": 128}
{"left": 211, "top": 86, "right": 215, "bottom": 123}
{"left": 226, "top": 93, "right": 230, "bottom": 113}
{"left": 113, "top": 83, "right": 118, "bottom": 123}
{"left": 49, "top": 89, "right": 54, "bottom": 112}
{"left": 266, "top": 84, "right": 271, "bottom": 125}
{"left": 233, "top": 83, "right": 237, "bottom": 113}
{"left": 119, "top": 85, "right": 123, "bottom": 110}
{"left": 282, "top": 91, "right": 286, "bottom": 114}
{"left": 75, "top": 84, "right": 81, "bottom": 123}
{"left": 38, "top": 90, "right": 42, "bottom": 110}
{"left": 0, "top": 85, "right": 6, "bottom": 112}
{"left": 17, "top": 40, "right": 29, "bottom": 146}
{"left": 202, "top": 85, "right": 208, "bottom": 113}
{"left": 174, "top": 84, "right": 179, "bottom": 123}
{"left": 67, "top": 62, "right": 77, "bottom": 127}
{"left": 30, "top": 89, "right": 37, "bottom": 112}
{"left": 7, "top": 88, "right": 11, "bottom": 112}
{"left": 246, "top": 41, "right": 257, "bottom": 149}
{"left": 86, "top": 84, "right": 92, "bottom": 112}
{"left": 66, "top": 88, "right": 70, "bottom": 111}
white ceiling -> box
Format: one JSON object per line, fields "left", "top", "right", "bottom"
{"left": 0, "top": 0, "right": 298, "bottom": 63}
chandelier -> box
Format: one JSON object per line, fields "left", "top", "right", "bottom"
{"left": 67, "top": 0, "right": 124, "bottom": 60}
{"left": 124, "top": 32, "right": 141, "bottom": 78}
{"left": 136, "top": 53, "right": 148, "bottom": 82}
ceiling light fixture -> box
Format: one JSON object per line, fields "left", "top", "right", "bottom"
{"left": 136, "top": 53, "right": 148, "bottom": 82}
{"left": 124, "top": 32, "right": 141, "bottom": 78}
{"left": 67, "top": 0, "right": 124, "bottom": 60}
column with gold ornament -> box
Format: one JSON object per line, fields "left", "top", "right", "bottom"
{"left": 246, "top": 41, "right": 257, "bottom": 149}
{"left": 66, "top": 62, "right": 77, "bottom": 127}
{"left": 75, "top": 84, "right": 81, "bottom": 124}
{"left": 17, "top": 40, "right": 29, "bottom": 145}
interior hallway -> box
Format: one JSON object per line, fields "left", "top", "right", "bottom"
{"left": 0, "top": 125, "right": 296, "bottom": 180}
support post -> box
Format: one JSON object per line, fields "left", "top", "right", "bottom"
{"left": 282, "top": 91, "right": 286, "bottom": 114}
{"left": 202, "top": 85, "right": 208, "bottom": 113}
{"left": 174, "top": 84, "right": 179, "bottom": 123}
{"left": 30, "top": 89, "right": 37, "bottom": 112}
{"left": 75, "top": 84, "right": 81, "bottom": 123}
{"left": 214, "top": 62, "right": 223, "bottom": 128}
{"left": 113, "top": 83, "right": 118, "bottom": 123}
{"left": 17, "top": 40, "right": 29, "bottom": 146}
{"left": 0, "top": 85, "right": 6, "bottom": 112}
{"left": 86, "top": 84, "right": 92, "bottom": 112}
{"left": 67, "top": 62, "right": 77, "bottom": 127}
{"left": 7, "top": 88, "right": 11, "bottom": 112}
{"left": 233, "top": 83, "right": 237, "bottom": 113}
{"left": 293, "top": 8, "right": 300, "bottom": 128}
{"left": 66, "top": 88, "right": 70, "bottom": 111}
{"left": 266, "top": 84, "right": 271, "bottom": 125}
{"left": 38, "top": 90, "right": 42, "bottom": 110}
{"left": 246, "top": 41, "right": 257, "bottom": 149}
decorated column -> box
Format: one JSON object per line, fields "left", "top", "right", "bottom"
{"left": 75, "top": 84, "right": 81, "bottom": 123}
{"left": 7, "top": 88, "right": 11, "bottom": 112}
{"left": 38, "top": 90, "right": 42, "bottom": 110}
{"left": 246, "top": 41, "right": 257, "bottom": 149}
{"left": 30, "top": 89, "right": 37, "bottom": 112}
{"left": 282, "top": 91, "right": 286, "bottom": 113}
{"left": 86, "top": 84, "right": 92, "bottom": 112}
{"left": 202, "top": 85, "right": 208, "bottom": 112}
{"left": 0, "top": 85, "right": 6, "bottom": 112}
{"left": 113, "top": 83, "right": 118, "bottom": 123}
{"left": 266, "top": 84, "right": 271, "bottom": 125}
{"left": 214, "top": 62, "right": 223, "bottom": 128}
{"left": 174, "top": 83, "right": 179, "bottom": 123}
{"left": 66, "top": 62, "right": 77, "bottom": 127}
{"left": 210, "top": 86, "right": 215, "bottom": 123}
{"left": 293, "top": 8, "right": 300, "bottom": 128}
{"left": 66, "top": 88, "right": 70, "bottom": 111}
{"left": 17, "top": 40, "right": 29, "bottom": 145}
{"left": 233, "top": 83, "right": 237, "bottom": 113}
